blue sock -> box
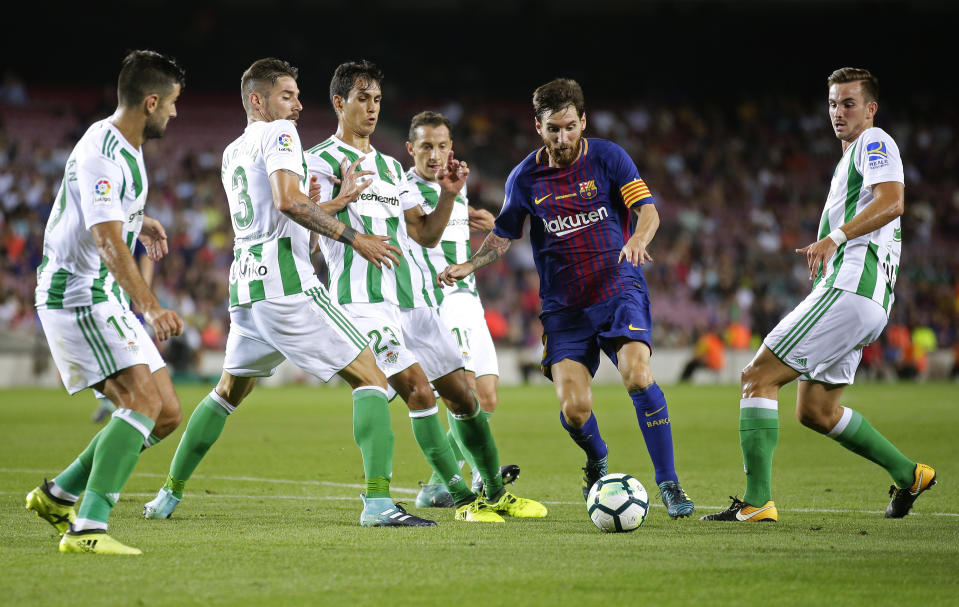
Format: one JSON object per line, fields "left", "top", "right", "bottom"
{"left": 630, "top": 383, "right": 678, "bottom": 484}
{"left": 559, "top": 411, "right": 608, "bottom": 461}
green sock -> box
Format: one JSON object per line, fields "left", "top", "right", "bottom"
{"left": 740, "top": 398, "right": 779, "bottom": 507}
{"left": 828, "top": 407, "right": 915, "bottom": 488}
{"left": 164, "top": 393, "right": 231, "bottom": 498}
{"left": 450, "top": 396, "right": 502, "bottom": 498}
{"left": 411, "top": 410, "right": 474, "bottom": 503}
{"left": 141, "top": 432, "right": 162, "bottom": 452}
{"left": 352, "top": 387, "right": 393, "bottom": 499}
{"left": 78, "top": 409, "right": 155, "bottom": 525}
{"left": 53, "top": 428, "right": 105, "bottom": 498}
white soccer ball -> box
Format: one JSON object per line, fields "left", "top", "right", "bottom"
{"left": 586, "top": 473, "right": 649, "bottom": 532}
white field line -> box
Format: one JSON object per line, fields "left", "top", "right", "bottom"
{"left": 3, "top": 468, "right": 957, "bottom": 517}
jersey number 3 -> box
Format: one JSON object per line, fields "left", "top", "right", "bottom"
{"left": 232, "top": 166, "right": 254, "bottom": 230}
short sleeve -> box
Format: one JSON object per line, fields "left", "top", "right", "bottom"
{"left": 398, "top": 170, "right": 421, "bottom": 212}
{"left": 76, "top": 149, "right": 125, "bottom": 230}
{"left": 262, "top": 120, "right": 305, "bottom": 179}
{"left": 607, "top": 143, "right": 654, "bottom": 208}
{"left": 306, "top": 152, "right": 336, "bottom": 202}
{"left": 858, "top": 128, "right": 904, "bottom": 188}
{"left": 492, "top": 167, "right": 528, "bottom": 239}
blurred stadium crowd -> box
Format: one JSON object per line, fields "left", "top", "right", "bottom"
{"left": 1, "top": 73, "right": 956, "bottom": 380}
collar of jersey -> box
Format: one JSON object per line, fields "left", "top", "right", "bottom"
{"left": 104, "top": 119, "right": 141, "bottom": 154}
{"left": 329, "top": 134, "right": 375, "bottom": 157}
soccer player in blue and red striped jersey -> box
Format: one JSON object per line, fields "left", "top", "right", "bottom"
{"left": 439, "top": 78, "right": 695, "bottom": 518}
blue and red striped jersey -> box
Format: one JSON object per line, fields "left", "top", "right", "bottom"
{"left": 493, "top": 138, "right": 655, "bottom": 312}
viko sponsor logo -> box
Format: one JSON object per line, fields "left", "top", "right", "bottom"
{"left": 358, "top": 191, "right": 400, "bottom": 207}
{"left": 230, "top": 252, "right": 269, "bottom": 281}
{"left": 542, "top": 206, "right": 608, "bottom": 236}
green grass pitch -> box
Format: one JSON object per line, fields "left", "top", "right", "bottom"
{"left": 2, "top": 382, "right": 957, "bottom": 605}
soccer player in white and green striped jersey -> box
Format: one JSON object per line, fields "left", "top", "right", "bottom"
{"left": 402, "top": 111, "right": 518, "bottom": 506}
{"left": 703, "top": 68, "right": 936, "bottom": 523}
{"left": 307, "top": 61, "right": 545, "bottom": 522}
{"left": 143, "top": 58, "right": 434, "bottom": 527}
{"left": 25, "top": 51, "right": 186, "bottom": 555}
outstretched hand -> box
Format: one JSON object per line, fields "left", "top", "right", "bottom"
{"left": 352, "top": 233, "right": 402, "bottom": 270}
{"left": 437, "top": 262, "right": 472, "bottom": 287}
{"left": 796, "top": 237, "right": 838, "bottom": 280}
{"left": 468, "top": 207, "right": 495, "bottom": 233}
{"left": 618, "top": 234, "right": 652, "bottom": 266}
{"left": 138, "top": 216, "right": 169, "bottom": 262}
{"left": 435, "top": 150, "right": 469, "bottom": 194}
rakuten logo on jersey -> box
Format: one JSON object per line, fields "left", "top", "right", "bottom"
{"left": 541, "top": 206, "right": 608, "bottom": 237}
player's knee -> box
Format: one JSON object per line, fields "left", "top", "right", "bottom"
{"left": 796, "top": 407, "right": 828, "bottom": 433}
{"left": 406, "top": 380, "right": 437, "bottom": 411}
{"left": 740, "top": 364, "right": 772, "bottom": 398}
{"left": 620, "top": 364, "right": 653, "bottom": 392}
{"left": 478, "top": 389, "right": 498, "bottom": 413}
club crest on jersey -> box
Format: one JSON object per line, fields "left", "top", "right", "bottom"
{"left": 866, "top": 141, "right": 889, "bottom": 169}
{"left": 384, "top": 349, "right": 399, "bottom": 364}
{"left": 578, "top": 180, "right": 598, "bottom": 200}
{"left": 277, "top": 133, "right": 294, "bottom": 151}
{"left": 93, "top": 178, "right": 112, "bottom": 206}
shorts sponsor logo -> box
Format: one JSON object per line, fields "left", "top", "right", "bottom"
{"left": 541, "top": 206, "right": 608, "bottom": 237}
{"left": 277, "top": 133, "right": 294, "bottom": 152}
{"left": 93, "top": 178, "right": 112, "bottom": 206}
{"left": 866, "top": 141, "right": 889, "bottom": 169}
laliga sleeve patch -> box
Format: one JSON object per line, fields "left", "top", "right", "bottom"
{"left": 277, "top": 133, "right": 294, "bottom": 153}
{"left": 866, "top": 140, "right": 889, "bottom": 169}
{"left": 93, "top": 178, "right": 114, "bottom": 206}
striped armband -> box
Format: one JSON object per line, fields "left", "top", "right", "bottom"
{"left": 620, "top": 179, "right": 652, "bottom": 207}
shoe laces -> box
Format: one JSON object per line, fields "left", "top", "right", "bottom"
{"left": 726, "top": 495, "right": 746, "bottom": 511}
{"left": 658, "top": 481, "right": 688, "bottom": 504}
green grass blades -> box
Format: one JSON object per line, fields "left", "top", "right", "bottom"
{"left": 2, "top": 382, "right": 957, "bottom": 605}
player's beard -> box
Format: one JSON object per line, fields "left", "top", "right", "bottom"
{"left": 548, "top": 135, "right": 581, "bottom": 166}
{"left": 143, "top": 115, "right": 167, "bottom": 140}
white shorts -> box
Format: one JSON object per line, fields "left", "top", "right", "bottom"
{"left": 342, "top": 302, "right": 418, "bottom": 379}
{"left": 401, "top": 306, "right": 466, "bottom": 381}
{"left": 38, "top": 303, "right": 165, "bottom": 395}
{"left": 224, "top": 287, "right": 369, "bottom": 382}
{"left": 764, "top": 287, "right": 887, "bottom": 385}
{"left": 438, "top": 291, "right": 499, "bottom": 377}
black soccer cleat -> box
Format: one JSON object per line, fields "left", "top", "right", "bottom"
{"left": 886, "top": 463, "right": 936, "bottom": 519}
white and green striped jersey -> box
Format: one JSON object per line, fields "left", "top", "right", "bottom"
{"left": 305, "top": 136, "right": 434, "bottom": 309}
{"left": 404, "top": 169, "right": 477, "bottom": 306}
{"left": 222, "top": 120, "right": 319, "bottom": 308}
{"left": 813, "top": 127, "right": 903, "bottom": 314}
{"left": 35, "top": 119, "right": 149, "bottom": 310}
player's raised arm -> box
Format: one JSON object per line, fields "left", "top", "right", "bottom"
{"left": 406, "top": 150, "right": 469, "bottom": 247}
{"left": 796, "top": 180, "right": 904, "bottom": 280}
{"left": 437, "top": 231, "right": 512, "bottom": 287}
{"left": 618, "top": 203, "right": 659, "bottom": 266}
{"left": 90, "top": 220, "right": 182, "bottom": 341}
{"left": 270, "top": 167, "right": 400, "bottom": 268}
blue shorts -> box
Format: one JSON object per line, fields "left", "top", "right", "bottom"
{"left": 540, "top": 285, "right": 653, "bottom": 381}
